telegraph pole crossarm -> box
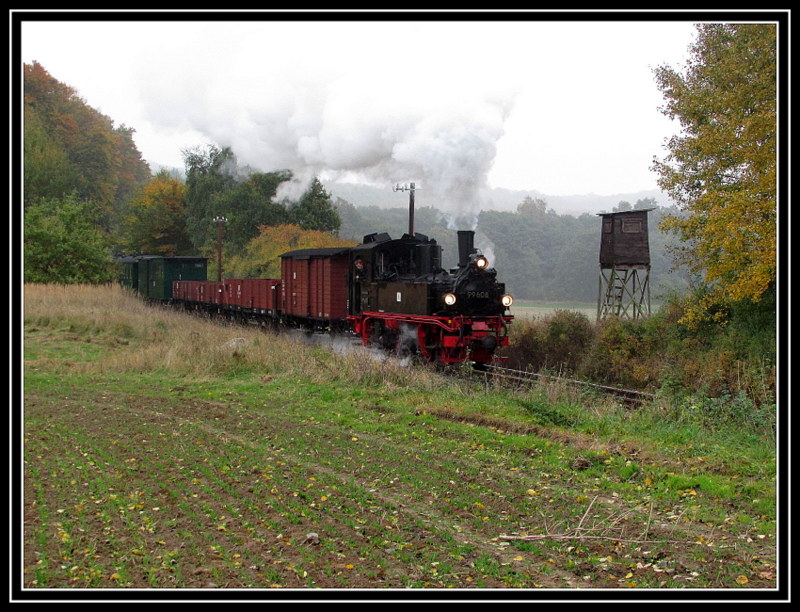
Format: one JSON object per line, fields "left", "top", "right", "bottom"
{"left": 393, "top": 182, "right": 417, "bottom": 237}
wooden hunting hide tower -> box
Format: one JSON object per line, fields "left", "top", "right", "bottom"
{"left": 596, "top": 209, "right": 653, "bottom": 320}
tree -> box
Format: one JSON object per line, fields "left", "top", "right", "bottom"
{"left": 182, "top": 145, "right": 293, "bottom": 253}
{"left": 182, "top": 144, "right": 240, "bottom": 251}
{"left": 24, "top": 193, "right": 114, "bottom": 283}
{"left": 23, "top": 62, "right": 151, "bottom": 229}
{"left": 23, "top": 103, "right": 78, "bottom": 207}
{"left": 652, "top": 24, "right": 777, "bottom": 326}
{"left": 124, "top": 170, "right": 193, "bottom": 255}
{"left": 225, "top": 224, "right": 355, "bottom": 279}
{"left": 110, "top": 124, "right": 154, "bottom": 240}
{"left": 289, "top": 177, "right": 341, "bottom": 233}
{"left": 516, "top": 196, "right": 548, "bottom": 218}
{"left": 214, "top": 169, "right": 293, "bottom": 252}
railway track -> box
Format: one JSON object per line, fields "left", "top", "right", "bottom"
{"left": 478, "top": 364, "right": 657, "bottom": 407}
{"left": 180, "top": 305, "right": 656, "bottom": 407}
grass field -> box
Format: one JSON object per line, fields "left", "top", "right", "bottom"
{"left": 509, "top": 300, "right": 598, "bottom": 321}
{"left": 18, "top": 284, "right": 781, "bottom": 597}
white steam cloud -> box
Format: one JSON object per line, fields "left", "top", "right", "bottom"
{"left": 134, "top": 23, "right": 519, "bottom": 221}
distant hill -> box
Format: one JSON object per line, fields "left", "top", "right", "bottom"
{"left": 326, "top": 180, "right": 675, "bottom": 217}
{"left": 141, "top": 166, "right": 675, "bottom": 218}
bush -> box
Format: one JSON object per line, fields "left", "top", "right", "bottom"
{"left": 505, "top": 310, "right": 594, "bottom": 375}
{"left": 579, "top": 315, "right": 664, "bottom": 389}
{"left": 505, "top": 298, "right": 776, "bottom": 407}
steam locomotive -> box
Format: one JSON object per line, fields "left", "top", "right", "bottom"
{"left": 120, "top": 223, "right": 513, "bottom": 366}
{"left": 344, "top": 228, "right": 513, "bottom": 364}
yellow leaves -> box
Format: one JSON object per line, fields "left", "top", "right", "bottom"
{"left": 654, "top": 25, "right": 777, "bottom": 327}
{"left": 226, "top": 224, "right": 356, "bottom": 279}
{"left": 57, "top": 527, "right": 71, "bottom": 544}
{"left": 126, "top": 174, "right": 190, "bottom": 256}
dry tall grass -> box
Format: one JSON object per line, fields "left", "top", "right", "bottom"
{"left": 23, "top": 283, "right": 440, "bottom": 389}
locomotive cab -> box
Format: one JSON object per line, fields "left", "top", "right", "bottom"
{"left": 349, "top": 232, "right": 449, "bottom": 316}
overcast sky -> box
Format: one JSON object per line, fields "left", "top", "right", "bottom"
{"left": 18, "top": 12, "right": 711, "bottom": 214}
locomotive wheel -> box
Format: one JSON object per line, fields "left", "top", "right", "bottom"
{"left": 416, "top": 324, "right": 442, "bottom": 363}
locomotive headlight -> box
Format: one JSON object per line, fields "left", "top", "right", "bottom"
{"left": 443, "top": 293, "right": 457, "bottom": 306}
{"left": 501, "top": 294, "right": 513, "bottom": 307}
{"left": 475, "top": 256, "right": 489, "bottom": 269}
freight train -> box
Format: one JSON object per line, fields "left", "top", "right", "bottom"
{"left": 118, "top": 227, "right": 513, "bottom": 366}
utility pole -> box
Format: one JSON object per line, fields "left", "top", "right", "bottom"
{"left": 393, "top": 182, "right": 416, "bottom": 237}
{"left": 213, "top": 216, "right": 228, "bottom": 282}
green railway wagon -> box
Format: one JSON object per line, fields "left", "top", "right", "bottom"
{"left": 115, "top": 255, "right": 141, "bottom": 291}
{"left": 136, "top": 256, "right": 208, "bottom": 301}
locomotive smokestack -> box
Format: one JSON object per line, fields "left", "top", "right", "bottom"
{"left": 457, "top": 230, "right": 475, "bottom": 266}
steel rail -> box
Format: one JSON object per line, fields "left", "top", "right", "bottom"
{"left": 481, "top": 364, "right": 656, "bottom": 406}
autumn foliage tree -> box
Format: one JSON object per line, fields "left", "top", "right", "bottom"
{"left": 226, "top": 224, "right": 355, "bottom": 279}
{"left": 124, "top": 170, "right": 193, "bottom": 256}
{"left": 652, "top": 24, "right": 777, "bottom": 326}
{"left": 23, "top": 61, "right": 151, "bottom": 232}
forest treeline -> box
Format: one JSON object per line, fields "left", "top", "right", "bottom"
{"left": 22, "top": 60, "right": 687, "bottom": 301}
{"left": 336, "top": 197, "right": 692, "bottom": 302}
{"left": 23, "top": 22, "right": 777, "bottom": 331}
{"left": 22, "top": 62, "right": 351, "bottom": 283}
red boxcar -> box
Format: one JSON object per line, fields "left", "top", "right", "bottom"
{"left": 280, "top": 247, "right": 350, "bottom": 323}
{"left": 173, "top": 280, "right": 224, "bottom": 305}
{"left": 223, "top": 278, "right": 281, "bottom": 312}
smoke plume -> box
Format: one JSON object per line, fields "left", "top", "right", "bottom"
{"left": 135, "top": 25, "right": 518, "bottom": 222}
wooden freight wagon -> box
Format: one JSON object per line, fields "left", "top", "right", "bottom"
{"left": 172, "top": 280, "right": 224, "bottom": 306}
{"left": 241, "top": 278, "right": 281, "bottom": 313}
{"left": 222, "top": 279, "right": 244, "bottom": 309}
{"left": 280, "top": 247, "right": 351, "bottom": 329}
{"left": 221, "top": 278, "right": 281, "bottom": 314}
